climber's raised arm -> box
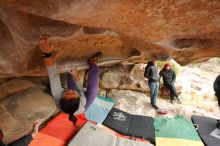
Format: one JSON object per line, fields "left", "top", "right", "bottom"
{"left": 38, "top": 35, "right": 64, "bottom": 102}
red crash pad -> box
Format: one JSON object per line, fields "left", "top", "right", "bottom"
{"left": 30, "top": 113, "right": 87, "bottom": 146}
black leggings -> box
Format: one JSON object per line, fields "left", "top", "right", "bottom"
{"left": 165, "top": 83, "right": 178, "bottom": 101}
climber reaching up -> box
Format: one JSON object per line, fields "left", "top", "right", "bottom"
{"left": 38, "top": 35, "right": 102, "bottom": 126}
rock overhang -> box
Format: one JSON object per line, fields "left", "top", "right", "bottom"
{"left": 0, "top": 0, "right": 219, "bottom": 77}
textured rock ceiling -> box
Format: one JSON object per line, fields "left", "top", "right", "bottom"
{"left": 0, "top": 0, "right": 220, "bottom": 77}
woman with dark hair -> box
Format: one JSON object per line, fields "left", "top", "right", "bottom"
{"left": 38, "top": 36, "right": 101, "bottom": 125}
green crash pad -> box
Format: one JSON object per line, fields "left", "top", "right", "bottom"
{"left": 154, "top": 115, "right": 202, "bottom": 141}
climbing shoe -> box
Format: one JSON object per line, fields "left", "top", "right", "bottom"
{"left": 176, "top": 97, "right": 182, "bottom": 104}
{"left": 152, "top": 105, "right": 159, "bottom": 110}
{"left": 88, "top": 52, "right": 102, "bottom": 64}
{"left": 170, "top": 100, "right": 174, "bottom": 104}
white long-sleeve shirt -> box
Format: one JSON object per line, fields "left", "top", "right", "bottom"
{"left": 46, "top": 64, "right": 86, "bottom": 114}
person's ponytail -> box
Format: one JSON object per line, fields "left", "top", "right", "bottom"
{"left": 69, "top": 114, "right": 77, "bottom": 125}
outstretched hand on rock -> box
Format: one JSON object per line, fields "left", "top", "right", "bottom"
{"left": 38, "top": 35, "right": 54, "bottom": 53}
{"left": 31, "top": 119, "right": 43, "bottom": 138}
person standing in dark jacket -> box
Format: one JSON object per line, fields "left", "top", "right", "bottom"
{"left": 214, "top": 74, "right": 220, "bottom": 129}
{"left": 0, "top": 119, "right": 41, "bottom": 146}
{"left": 214, "top": 74, "right": 220, "bottom": 107}
{"left": 159, "top": 63, "right": 181, "bottom": 104}
{"left": 144, "top": 59, "right": 159, "bottom": 109}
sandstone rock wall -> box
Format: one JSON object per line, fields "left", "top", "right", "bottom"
{"left": 0, "top": 0, "right": 220, "bottom": 77}
{"left": 0, "top": 79, "right": 57, "bottom": 144}
{"left": 98, "top": 61, "right": 182, "bottom": 97}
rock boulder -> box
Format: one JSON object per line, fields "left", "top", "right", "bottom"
{"left": 0, "top": 0, "right": 220, "bottom": 77}
{"left": 0, "top": 79, "right": 56, "bottom": 144}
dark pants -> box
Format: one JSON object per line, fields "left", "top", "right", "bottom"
{"left": 165, "top": 83, "right": 178, "bottom": 101}
{"left": 67, "top": 64, "right": 99, "bottom": 111}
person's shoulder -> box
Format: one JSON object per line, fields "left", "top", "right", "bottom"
{"left": 217, "top": 74, "right": 220, "bottom": 80}
{"left": 170, "top": 68, "right": 176, "bottom": 73}
{"left": 215, "top": 74, "right": 220, "bottom": 83}
{"left": 147, "top": 65, "right": 153, "bottom": 69}
{"left": 160, "top": 68, "right": 165, "bottom": 72}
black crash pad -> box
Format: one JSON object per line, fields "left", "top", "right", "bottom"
{"left": 128, "top": 115, "right": 154, "bottom": 142}
{"left": 192, "top": 115, "right": 220, "bottom": 146}
{"left": 103, "top": 108, "right": 155, "bottom": 144}
{"left": 103, "top": 108, "right": 131, "bottom": 134}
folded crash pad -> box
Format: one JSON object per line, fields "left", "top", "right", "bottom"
{"left": 68, "top": 122, "right": 153, "bottom": 146}
{"left": 192, "top": 115, "right": 220, "bottom": 146}
{"left": 154, "top": 115, "right": 204, "bottom": 146}
{"left": 30, "top": 113, "right": 87, "bottom": 146}
{"left": 85, "top": 95, "right": 115, "bottom": 123}
{"left": 103, "top": 108, "right": 155, "bottom": 143}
